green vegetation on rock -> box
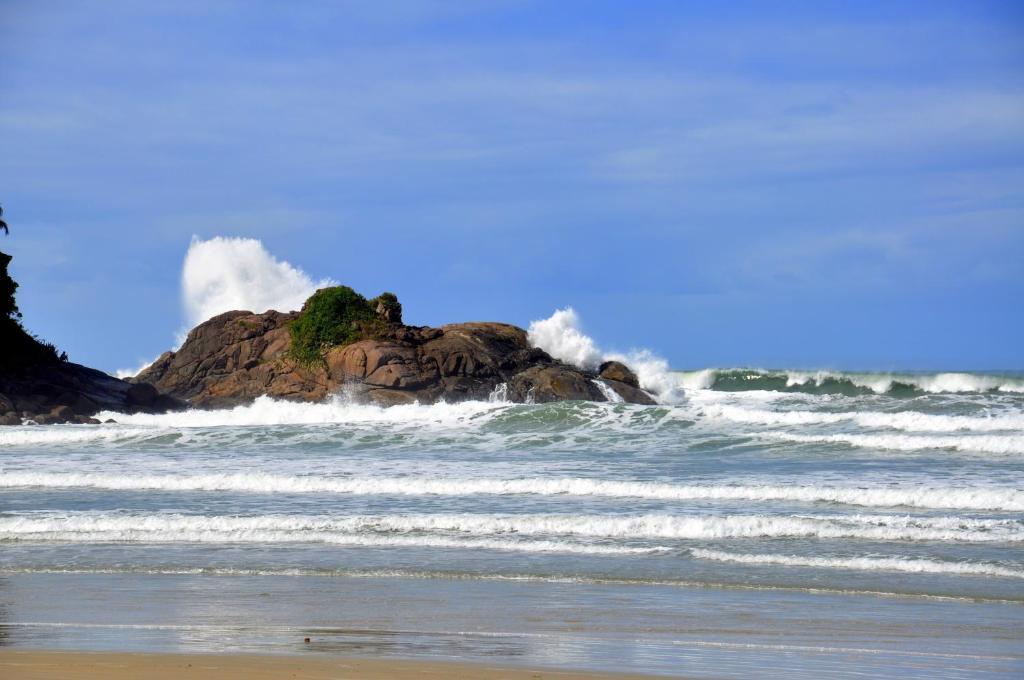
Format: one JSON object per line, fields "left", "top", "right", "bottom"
{"left": 289, "top": 286, "right": 392, "bottom": 366}
{"left": 369, "top": 292, "right": 402, "bottom": 324}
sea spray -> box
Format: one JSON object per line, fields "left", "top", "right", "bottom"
{"left": 182, "top": 236, "right": 334, "bottom": 328}
{"left": 528, "top": 307, "right": 684, "bottom": 401}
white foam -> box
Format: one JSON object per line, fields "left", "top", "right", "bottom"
{"left": 527, "top": 308, "right": 602, "bottom": 369}
{"left": 0, "top": 513, "right": 659, "bottom": 555}
{"left": 3, "top": 471, "right": 1021, "bottom": 511}
{"left": 673, "top": 368, "right": 1024, "bottom": 394}
{"left": 764, "top": 431, "right": 1024, "bottom": 455}
{"left": 2, "top": 511, "right": 1015, "bottom": 545}
{"left": 592, "top": 380, "right": 624, "bottom": 403}
{"left": 0, "top": 427, "right": 137, "bottom": 446}
{"left": 0, "top": 396, "right": 524, "bottom": 449}
{"left": 675, "top": 369, "right": 716, "bottom": 390}
{"left": 181, "top": 236, "right": 335, "bottom": 328}
{"left": 527, "top": 308, "right": 681, "bottom": 402}
{"left": 691, "top": 549, "right": 1024, "bottom": 579}
{"left": 702, "top": 403, "right": 1024, "bottom": 433}
{"left": 98, "top": 394, "right": 508, "bottom": 428}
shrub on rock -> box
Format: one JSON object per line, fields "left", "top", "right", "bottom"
{"left": 288, "top": 286, "right": 384, "bottom": 365}
{"left": 370, "top": 292, "right": 402, "bottom": 324}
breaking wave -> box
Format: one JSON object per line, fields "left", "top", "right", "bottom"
{"left": 2, "top": 512, "right": 1018, "bottom": 545}
{"left": 675, "top": 368, "right": 1024, "bottom": 395}
{"left": 3, "top": 472, "right": 1021, "bottom": 511}
{"left": 763, "top": 431, "right": 1024, "bottom": 455}
{"left": 691, "top": 549, "right": 1024, "bottom": 579}
{"left": 700, "top": 403, "right": 1024, "bottom": 433}
{"left": 0, "top": 513, "right": 663, "bottom": 555}
{"left": 528, "top": 307, "right": 682, "bottom": 401}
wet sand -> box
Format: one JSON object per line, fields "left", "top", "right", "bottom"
{"left": 0, "top": 650, "right": 666, "bottom": 680}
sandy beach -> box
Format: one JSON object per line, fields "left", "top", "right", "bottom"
{"left": 0, "top": 650, "right": 663, "bottom": 680}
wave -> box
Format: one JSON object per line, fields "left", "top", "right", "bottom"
{"left": 691, "top": 549, "right": 1024, "bottom": 579}
{"left": 4, "top": 566, "right": 1017, "bottom": 603}
{"left": 0, "top": 513, "right": 665, "bottom": 555}
{"left": 96, "top": 394, "right": 510, "bottom": 428}
{"left": 4, "top": 471, "right": 1021, "bottom": 511}
{"left": 763, "top": 431, "right": 1024, "bottom": 455}
{"left": 700, "top": 403, "right": 1024, "bottom": 433}
{"left": 675, "top": 368, "right": 1024, "bottom": 395}
{"left": 2, "top": 512, "right": 1017, "bottom": 545}
{"left": 0, "top": 396, "right": 515, "bottom": 447}
{"left": 528, "top": 308, "right": 683, "bottom": 401}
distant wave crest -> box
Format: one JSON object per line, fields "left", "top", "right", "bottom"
{"left": 675, "top": 368, "right": 1024, "bottom": 395}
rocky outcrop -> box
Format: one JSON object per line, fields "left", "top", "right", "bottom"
{"left": 0, "top": 359, "right": 183, "bottom": 424}
{"left": 597, "top": 360, "right": 654, "bottom": 404}
{"left": 135, "top": 298, "right": 657, "bottom": 408}
{"left": 0, "top": 247, "right": 183, "bottom": 424}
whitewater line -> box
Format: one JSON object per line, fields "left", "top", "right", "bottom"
{"left": 700, "top": 403, "right": 1024, "bottom": 433}
{"left": 762, "top": 431, "right": 1024, "bottom": 455}
{"left": 1, "top": 512, "right": 1018, "bottom": 543}
{"left": 691, "top": 549, "right": 1024, "bottom": 579}
{"left": 2, "top": 471, "right": 1022, "bottom": 511}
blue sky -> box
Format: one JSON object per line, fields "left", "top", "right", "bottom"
{"left": 1, "top": 0, "right": 1022, "bottom": 373}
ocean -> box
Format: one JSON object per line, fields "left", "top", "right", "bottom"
{"left": 1, "top": 368, "right": 1022, "bottom": 677}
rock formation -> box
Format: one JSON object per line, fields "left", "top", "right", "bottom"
{"left": 135, "top": 288, "right": 657, "bottom": 408}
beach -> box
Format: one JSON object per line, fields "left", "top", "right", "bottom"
{"left": 0, "top": 651, "right": 656, "bottom": 680}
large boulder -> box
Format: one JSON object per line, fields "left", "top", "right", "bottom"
{"left": 599, "top": 378, "right": 658, "bottom": 405}
{"left": 599, "top": 361, "right": 640, "bottom": 388}
{"left": 507, "top": 365, "right": 604, "bottom": 403}
{"left": 135, "top": 310, "right": 327, "bottom": 408}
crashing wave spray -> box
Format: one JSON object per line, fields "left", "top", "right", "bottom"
{"left": 181, "top": 236, "right": 334, "bottom": 328}
{"left": 528, "top": 307, "right": 683, "bottom": 402}
{"left": 116, "top": 236, "right": 335, "bottom": 377}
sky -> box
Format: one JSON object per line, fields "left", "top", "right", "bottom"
{"left": 1, "top": 0, "right": 1022, "bottom": 374}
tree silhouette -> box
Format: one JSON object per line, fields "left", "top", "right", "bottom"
{"left": 0, "top": 205, "right": 8, "bottom": 235}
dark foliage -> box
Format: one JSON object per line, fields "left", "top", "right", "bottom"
{"left": 288, "top": 286, "right": 383, "bottom": 366}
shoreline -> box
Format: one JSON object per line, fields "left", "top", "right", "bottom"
{"left": 0, "top": 650, "right": 669, "bottom": 680}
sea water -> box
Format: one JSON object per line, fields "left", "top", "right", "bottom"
{"left": 1, "top": 369, "right": 1022, "bottom": 677}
